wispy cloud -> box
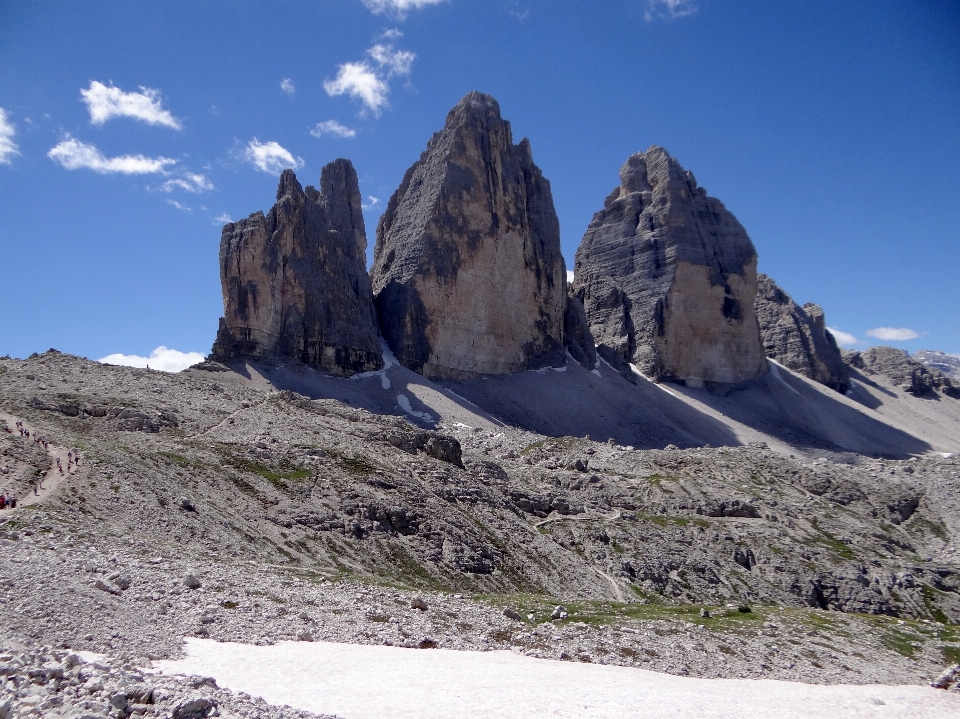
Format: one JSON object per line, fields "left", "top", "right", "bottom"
{"left": 310, "top": 120, "right": 357, "bottom": 139}
{"left": 645, "top": 0, "right": 698, "bottom": 22}
{"left": 324, "top": 62, "right": 391, "bottom": 116}
{"left": 367, "top": 43, "right": 416, "bottom": 76}
{"left": 161, "top": 172, "right": 214, "bottom": 193}
{"left": 362, "top": 0, "right": 444, "bottom": 20}
{"left": 98, "top": 346, "right": 204, "bottom": 373}
{"left": 280, "top": 78, "right": 296, "bottom": 96}
{"left": 324, "top": 41, "right": 416, "bottom": 116}
{"left": 0, "top": 108, "right": 20, "bottom": 165}
{"left": 827, "top": 327, "right": 860, "bottom": 349}
{"left": 380, "top": 28, "right": 403, "bottom": 40}
{"left": 81, "top": 81, "right": 182, "bottom": 129}
{"left": 167, "top": 199, "right": 192, "bottom": 212}
{"left": 48, "top": 136, "right": 177, "bottom": 174}
{"left": 214, "top": 213, "right": 233, "bottom": 224}
{"left": 243, "top": 138, "right": 304, "bottom": 174}
{"left": 866, "top": 327, "right": 921, "bottom": 342}
{"left": 362, "top": 195, "right": 381, "bottom": 210}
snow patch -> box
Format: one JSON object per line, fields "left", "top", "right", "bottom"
{"left": 154, "top": 638, "right": 959, "bottom": 719}
{"left": 349, "top": 339, "right": 396, "bottom": 389}
{"left": 397, "top": 393, "right": 433, "bottom": 422}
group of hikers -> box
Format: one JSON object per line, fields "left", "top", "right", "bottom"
{"left": 4, "top": 420, "right": 81, "bottom": 503}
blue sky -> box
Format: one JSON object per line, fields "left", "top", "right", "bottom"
{"left": 1, "top": 0, "right": 958, "bottom": 368}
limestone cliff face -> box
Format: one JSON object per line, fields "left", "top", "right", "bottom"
{"left": 212, "top": 161, "right": 382, "bottom": 375}
{"left": 573, "top": 146, "right": 766, "bottom": 385}
{"left": 370, "top": 91, "right": 567, "bottom": 380}
{"left": 846, "top": 346, "right": 959, "bottom": 398}
{"left": 754, "top": 274, "right": 849, "bottom": 393}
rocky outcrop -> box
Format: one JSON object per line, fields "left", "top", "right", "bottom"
{"left": 754, "top": 274, "right": 849, "bottom": 393}
{"left": 572, "top": 146, "right": 766, "bottom": 386}
{"left": 370, "top": 91, "right": 566, "bottom": 380}
{"left": 212, "top": 161, "right": 382, "bottom": 375}
{"left": 845, "top": 346, "right": 959, "bottom": 398}
{"left": 563, "top": 294, "right": 597, "bottom": 370}
{"left": 913, "top": 350, "right": 960, "bottom": 382}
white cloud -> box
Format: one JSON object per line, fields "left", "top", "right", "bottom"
{"left": 645, "top": 0, "right": 698, "bottom": 21}
{"left": 566, "top": 270, "right": 574, "bottom": 283}
{"left": 362, "top": 0, "right": 444, "bottom": 20}
{"left": 380, "top": 28, "right": 403, "bottom": 39}
{"left": 866, "top": 327, "right": 921, "bottom": 342}
{"left": 827, "top": 327, "right": 859, "bottom": 348}
{"left": 214, "top": 213, "right": 233, "bottom": 224}
{"left": 243, "top": 138, "right": 304, "bottom": 174}
{"left": 161, "top": 172, "right": 214, "bottom": 193}
{"left": 367, "top": 43, "right": 416, "bottom": 76}
{"left": 280, "top": 78, "right": 296, "bottom": 96}
{"left": 167, "top": 199, "right": 191, "bottom": 212}
{"left": 80, "top": 81, "right": 182, "bottom": 129}
{"left": 310, "top": 120, "right": 357, "bottom": 139}
{"left": 362, "top": 195, "right": 381, "bottom": 210}
{"left": 0, "top": 108, "right": 20, "bottom": 165}
{"left": 98, "top": 346, "right": 204, "bottom": 373}
{"left": 48, "top": 136, "right": 177, "bottom": 174}
{"left": 324, "top": 62, "right": 390, "bottom": 115}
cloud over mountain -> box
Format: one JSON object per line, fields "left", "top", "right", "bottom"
{"left": 48, "top": 136, "right": 176, "bottom": 174}
{"left": 243, "top": 139, "right": 304, "bottom": 174}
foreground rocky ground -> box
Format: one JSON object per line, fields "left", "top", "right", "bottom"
{"left": 1, "top": 350, "right": 959, "bottom": 716}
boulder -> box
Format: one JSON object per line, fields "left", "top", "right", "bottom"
{"left": 212, "top": 160, "right": 382, "bottom": 375}
{"left": 370, "top": 91, "right": 567, "bottom": 379}
{"left": 754, "top": 273, "right": 849, "bottom": 393}
{"left": 572, "top": 146, "right": 766, "bottom": 385}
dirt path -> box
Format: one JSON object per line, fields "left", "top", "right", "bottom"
{"left": 0, "top": 410, "right": 80, "bottom": 507}
{"left": 533, "top": 509, "right": 626, "bottom": 601}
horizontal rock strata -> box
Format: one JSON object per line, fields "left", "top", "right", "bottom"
{"left": 212, "top": 161, "right": 382, "bottom": 375}
{"left": 573, "top": 146, "right": 766, "bottom": 386}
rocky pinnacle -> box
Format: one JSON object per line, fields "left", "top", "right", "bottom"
{"left": 370, "top": 91, "right": 567, "bottom": 380}
{"left": 212, "top": 160, "right": 383, "bottom": 375}
{"left": 573, "top": 146, "right": 767, "bottom": 385}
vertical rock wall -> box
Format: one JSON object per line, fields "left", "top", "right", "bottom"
{"left": 212, "top": 161, "right": 382, "bottom": 375}
{"left": 754, "top": 274, "right": 849, "bottom": 393}
{"left": 370, "top": 92, "right": 567, "bottom": 380}
{"left": 573, "top": 147, "right": 766, "bottom": 386}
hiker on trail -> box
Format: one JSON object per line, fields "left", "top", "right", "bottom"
{"left": 33, "top": 480, "right": 38, "bottom": 496}
{"left": 0, "top": 496, "right": 6, "bottom": 510}
{"left": 8, "top": 496, "right": 15, "bottom": 509}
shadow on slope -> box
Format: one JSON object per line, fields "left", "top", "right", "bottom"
{"left": 442, "top": 358, "right": 742, "bottom": 450}
{"left": 666, "top": 361, "right": 931, "bottom": 458}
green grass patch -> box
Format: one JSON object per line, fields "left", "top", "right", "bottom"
{"left": 921, "top": 584, "right": 951, "bottom": 624}
{"left": 338, "top": 455, "right": 379, "bottom": 476}
{"left": 808, "top": 520, "right": 856, "bottom": 560}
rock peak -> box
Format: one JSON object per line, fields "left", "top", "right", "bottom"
{"left": 212, "top": 159, "right": 382, "bottom": 375}
{"left": 370, "top": 93, "right": 567, "bottom": 379}
{"left": 574, "top": 148, "right": 765, "bottom": 385}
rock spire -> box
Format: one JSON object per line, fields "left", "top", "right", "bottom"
{"left": 370, "top": 91, "right": 568, "bottom": 380}
{"left": 754, "top": 274, "right": 849, "bottom": 393}
{"left": 572, "top": 146, "right": 766, "bottom": 386}
{"left": 211, "top": 160, "right": 383, "bottom": 375}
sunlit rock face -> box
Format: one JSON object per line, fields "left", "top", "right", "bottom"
{"left": 573, "top": 146, "right": 766, "bottom": 386}
{"left": 212, "top": 161, "right": 383, "bottom": 375}
{"left": 370, "top": 91, "right": 567, "bottom": 380}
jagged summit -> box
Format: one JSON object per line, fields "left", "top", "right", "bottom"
{"left": 573, "top": 145, "right": 766, "bottom": 386}
{"left": 370, "top": 91, "right": 568, "bottom": 379}
{"left": 211, "top": 160, "right": 382, "bottom": 375}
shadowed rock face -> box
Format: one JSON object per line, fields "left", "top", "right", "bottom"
{"left": 212, "top": 161, "right": 383, "bottom": 375}
{"left": 755, "top": 274, "right": 849, "bottom": 393}
{"left": 370, "top": 91, "right": 567, "bottom": 380}
{"left": 573, "top": 146, "right": 766, "bottom": 386}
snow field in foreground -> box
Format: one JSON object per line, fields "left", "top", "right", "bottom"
{"left": 154, "top": 638, "right": 960, "bottom": 719}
